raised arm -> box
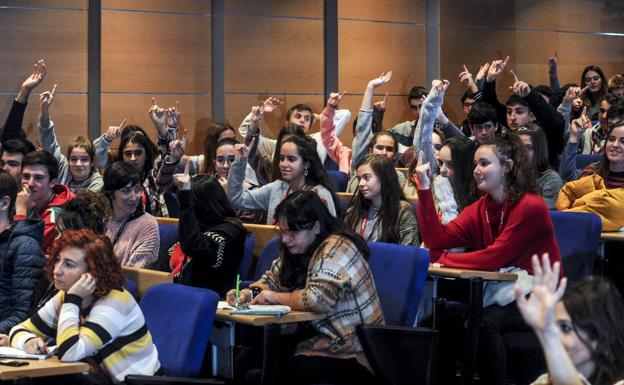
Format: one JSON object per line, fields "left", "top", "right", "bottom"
{"left": 226, "top": 138, "right": 273, "bottom": 212}
{"left": 321, "top": 92, "right": 352, "bottom": 173}
{"left": 38, "top": 84, "right": 70, "bottom": 182}
{"left": 482, "top": 56, "right": 511, "bottom": 127}
{"left": 559, "top": 108, "right": 591, "bottom": 181}
{"left": 156, "top": 129, "right": 187, "bottom": 190}
{"left": 94, "top": 119, "right": 127, "bottom": 169}
{"left": 149, "top": 98, "right": 180, "bottom": 159}
{"left": 412, "top": 80, "right": 450, "bottom": 171}
{"left": 548, "top": 53, "right": 561, "bottom": 95}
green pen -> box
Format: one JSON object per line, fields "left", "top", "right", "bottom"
{"left": 235, "top": 274, "right": 241, "bottom": 308}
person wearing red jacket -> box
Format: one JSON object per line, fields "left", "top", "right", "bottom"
{"left": 14, "top": 151, "right": 74, "bottom": 252}
{"left": 415, "top": 133, "right": 561, "bottom": 385}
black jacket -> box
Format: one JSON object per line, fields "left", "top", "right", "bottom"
{"left": 0, "top": 216, "right": 45, "bottom": 333}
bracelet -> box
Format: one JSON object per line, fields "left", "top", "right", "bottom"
{"left": 250, "top": 287, "right": 262, "bottom": 300}
{"left": 328, "top": 103, "right": 337, "bottom": 109}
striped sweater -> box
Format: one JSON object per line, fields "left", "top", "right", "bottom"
{"left": 10, "top": 289, "right": 160, "bottom": 383}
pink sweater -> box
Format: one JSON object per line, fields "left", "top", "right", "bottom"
{"left": 106, "top": 213, "right": 160, "bottom": 268}
{"left": 320, "top": 105, "right": 352, "bottom": 174}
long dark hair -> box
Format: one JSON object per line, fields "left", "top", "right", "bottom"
{"left": 116, "top": 131, "right": 156, "bottom": 180}
{"left": 202, "top": 122, "right": 236, "bottom": 174}
{"left": 581, "top": 65, "right": 608, "bottom": 105}
{"left": 589, "top": 101, "right": 624, "bottom": 179}
{"left": 480, "top": 133, "right": 537, "bottom": 206}
{"left": 442, "top": 136, "right": 480, "bottom": 210}
{"left": 278, "top": 135, "right": 338, "bottom": 210}
{"left": 562, "top": 276, "right": 624, "bottom": 385}
{"left": 344, "top": 155, "right": 406, "bottom": 243}
{"left": 515, "top": 122, "right": 551, "bottom": 174}
{"left": 190, "top": 174, "right": 240, "bottom": 229}
{"left": 270, "top": 123, "right": 306, "bottom": 182}
{"left": 274, "top": 191, "right": 368, "bottom": 290}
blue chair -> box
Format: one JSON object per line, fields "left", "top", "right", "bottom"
{"left": 367, "top": 242, "right": 430, "bottom": 326}
{"left": 125, "top": 279, "right": 138, "bottom": 298}
{"left": 252, "top": 236, "right": 281, "bottom": 280}
{"left": 576, "top": 153, "right": 602, "bottom": 170}
{"left": 549, "top": 210, "right": 602, "bottom": 280}
{"left": 158, "top": 222, "right": 179, "bottom": 260}
{"left": 237, "top": 234, "right": 256, "bottom": 280}
{"left": 358, "top": 243, "right": 437, "bottom": 385}
{"left": 327, "top": 170, "right": 349, "bottom": 192}
{"left": 125, "top": 283, "right": 224, "bottom": 385}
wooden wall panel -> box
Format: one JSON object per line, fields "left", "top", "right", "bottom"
{"left": 224, "top": 15, "right": 323, "bottom": 94}
{"left": 224, "top": 94, "right": 324, "bottom": 140}
{"left": 338, "top": 0, "right": 426, "bottom": 23}
{"left": 0, "top": 8, "right": 87, "bottom": 92}
{"left": 338, "top": 21, "right": 427, "bottom": 95}
{"left": 101, "top": 11, "right": 211, "bottom": 93}
{"left": 224, "top": 0, "right": 322, "bottom": 18}
{"left": 0, "top": 94, "right": 88, "bottom": 151}
{"left": 102, "top": 0, "right": 211, "bottom": 14}
{"left": 100, "top": 95, "right": 212, "bottom": 156}
{"left": 0, "top": 1, "right": 87, "bottom": 9}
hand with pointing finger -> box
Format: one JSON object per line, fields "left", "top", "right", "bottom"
{"left": 327, "top": 91, "right": 346, "bottom": 109}
{"left": 509, "top": 70, "right": 530, "bottom": 98}
{"left": 564, "top": 86, "right": 589, "bottom": 103}
{"left": 459, "top": 65, "right": 478, "bottom": 93}
{"left": 569, "top": 107, "right": 591, "bottom": 143}
{"left": 234, "top": 137, "right": 255, "bottom": 163}
{"left": 173, "top": 161, "right": 191, "bottom": 191}
{"left": 414, "top": 151, "right": 432, "bottom": 190}
{"left": 166, "top": 101, "right": 181, "bottom": 128}
{"left": 373, "top": 92, "right": 389, "bottom": 111}
{"left": 39, "top": 83, "right": 58, "bottom": 122}
{"left": 168, "top": 129, "right": 187, "bottom": 164}
{"left": 104, "top": 118, "right": 127, "bottom": 142}
{"left": 486, "top": 56, "right": 510, "bottom": 82}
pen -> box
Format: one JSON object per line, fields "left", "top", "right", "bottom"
{"left": 235, "top": 274, "right": 241, "bottom": 307}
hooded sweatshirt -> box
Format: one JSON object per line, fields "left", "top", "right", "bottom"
{"left": 0, "top": 215, "right": 45, "bottom": 333}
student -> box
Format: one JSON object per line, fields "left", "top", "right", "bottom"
{"left": 226, "top": 191, "right": 383, "bottom": 385}
{"left": 580, "top": 65, "right": 608, "bottom": 120}
{"left": 608, "top": 74, "right": 624, "bottom": 101}
{"left": 168, "top": 165, "right": 247, "bottom": 296}
{"left": 468, "top": 102, "right": 499, "bottom": 144}
{"left": 185, "top": 122, "right": 237, "bottom": 175}
{"left": 227, "top": 135, "right": 337, "bottom": 224}
{"left": 0, "top": 169, "right": 45, "bottom": 334}
{"left": 344, "top": 155, "right": 419, "bottom": 245}
{"left": 10, "top": 229, "right": 161, "bottom": 384}
{"left": 38, "top": 84, "right": 103, "bottom": 192}
{"left": 15, "top": 151, "right": 74, "bottom": 251}
{"left": 0, "top": 139, "right": 35, "bottom": 183}
{"left": 516, "top": 254, "right": 624, "bottom": 385}
{"left": 103, "top": 162, "right": 159, "bottom": 268}
{"left": 320, "top": 91, "right": 353, "bottom": 174}
{"left": 389, "top": 85, "right": 428, "bottom": 152}
{"left": 415, "top": 133, "right": 561, "bottom": 385}
{"left": 516, "top": 124, "right": 564, "bottom": 209}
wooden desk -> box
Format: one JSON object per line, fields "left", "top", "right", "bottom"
{"left": 243, "top": 224, "right": 278, "bottom": 256}
{"left": 428, "top": 266, "right": 518, "bottom": 281}
{"left": 121, "top": 266, "right": 173, "bottom": 298}
{"left": 0, "top": 356, "right": 89, "bottom": 381}
{"left": 212, "top": 309, "right": 324, "bottom": 385}
{"left": 336, "top": 191, "right": 418, "bottom": 204}
{"left": 601, "top": 232, "right": 624, "bottom": 241}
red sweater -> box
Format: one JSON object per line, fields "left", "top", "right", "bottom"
{"left": 417, "top": 189, "right": 561, "bottom": 274}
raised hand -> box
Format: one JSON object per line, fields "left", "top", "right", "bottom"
{"left": 263, "top": 97, "right": 284, "bottom": 113}
{"left": 459, "top": 65, "right": 478, "bottom": 92}
{"left": 22, "top": 59, "right": 47, "bottom": 91}
{"left": 172, "top": 160, "right": 191, "bottom": 191}
{"left": 149, "top": 97, "right": 168, "bottom": 136}
{"left": 327, "top": 91, "right": 346, "bottom": 108}
{"left": 168, "top": 129, "right": 187, "bottom": 163}
{"left": 373, "top": 92, "right": 389, "bottom": 111}
{"left": 564, "top": 85, "right": 589, "bottom": 103}
{"left": 103, "top": 118, "right": 127, "bottom": 142}
{"left": 414, "top": 151, "right": 432, "bottom": 190}
{"left": 475, "top": 62, "right": 490, "bottom": 83}
{"left": 250, "top": 104, "right": 265, "bottom": 125}
{"left": 67, "top": 273, "right": 97, "bottom": 299}
{"left": 431, "top": 79, "right": 450, "bottom": 97}
{"left": 486, "top": 56, "right": 510, "bottom": 82}
{"left": 368, "top": 71, "right": 393, "bottom": 89}
{"left": 234, "top": 137, "right": 255, "bottom": 162}
{"left": 165, "top": 101, "right": 181, "bottom": 128}
{"left": 39, "top": 84, "right": 57, "bottom": 121}
{"left": 509, "top": 70, "right": 530, "bottom": 98}
{"left": 569, "top": 107, "right": 591, "bottom": 141}
{"left": 548, "top": 52, "right": 558, "bottom": 74}
{"left": 516, "top": 253, "right": 566, "bottom": 335}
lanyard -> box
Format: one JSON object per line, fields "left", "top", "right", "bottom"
{"left": 359, "top": 209, "right": 369, "bottom": 237}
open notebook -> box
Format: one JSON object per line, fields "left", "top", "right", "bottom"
{"left": 218, "top": 301, "right": 291, "bottom": 317}
{"left": 0, "top": 346, "right": 56, "bottom": 360}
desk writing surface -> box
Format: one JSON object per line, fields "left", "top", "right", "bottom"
{"left": 216, "top": 308, "right": 324, "bottom": 327}
{"left": 601, "top": 232, "right": 624, "bottom": 241}
{"left": 428, "top": 266, "right": 518, "bottom": 281}
{"left": 0, "top": 356, "right": 89, "bottom": 380}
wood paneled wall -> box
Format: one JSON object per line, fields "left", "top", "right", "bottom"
{"left": 1, "top": 0, "right": 623, "bottom": 157}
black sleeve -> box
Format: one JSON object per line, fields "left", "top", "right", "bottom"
{"left": 481, "top": 80, "right": 508, "bottom": 129}
{"left": 1, "top": 100, "right": 28, "bottom": 142}
{"left": 524, "top": 88, "right": 565, "bottom": 165}
{"left": 372, "top": 108, "right": 385, "bottom": 134}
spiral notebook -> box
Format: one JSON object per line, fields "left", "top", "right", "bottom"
{"left": 218, "top": 301, "right": 291, "bottom": 317}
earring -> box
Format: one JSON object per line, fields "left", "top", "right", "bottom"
{"left": 304, "top": 168, "right": 309, "bottom": 176}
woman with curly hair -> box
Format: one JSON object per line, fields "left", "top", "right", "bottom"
{"left": 9, "top": 229, "right": 160, "bottom": 384}
{"left": 415, "top": 133, "right": 562, "bottom": 385}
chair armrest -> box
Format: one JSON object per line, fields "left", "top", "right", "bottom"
{"left": 124, "top": 374, "right": 225, "bottom": 385}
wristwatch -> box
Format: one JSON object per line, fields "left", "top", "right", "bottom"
{"left": 249, "top": 287, "right": 262, "bottom": 300}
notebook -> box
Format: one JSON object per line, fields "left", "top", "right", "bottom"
{"left": 0, "top": 346, "right": 56, "bottom": 360}
{"left": 218, "top": 301, "right": 291, "bottom": 317}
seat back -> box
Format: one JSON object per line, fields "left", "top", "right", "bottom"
{"left": 237, "top": 234, "right": 256, "bottom": 280}
{"left": 549, "top": 211, "right": 602, "bottom": 280}
{"left": 253, "top": 236, "right": 281, "bottom": 280}
{"left": 367, "top": 242, "right": 430, "bottom": 326}
{"left": 327, "top": 170, "right": 349, "bottom": 192}
{"left": 140, "top": 283, "right": 219, "bottom": 377}
{"left": 158, "top": 222, "right": 179, "bottom": 260}
{"left": 575, "top": 153, "right": 602, "bottom": 170}
{"left": 125, "top": 279, "right": 138, "bottom": 298}
{"left": 357, "top": 325, "right": 438, "bottom": 385}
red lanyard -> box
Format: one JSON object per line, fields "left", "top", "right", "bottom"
{"left": 359, "top": 209, "right": 369, "bottom": 237}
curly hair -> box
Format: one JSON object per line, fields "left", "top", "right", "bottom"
{"left": 47, "top": 229, "right": 125, "bottom": 298}
{"left": 563, "top": 276, "right": 624, "bottom": 385}
{"left": 56, "top": 190, "right": 111, "bottom": 234}
{"left": 480, "top": 133, "right": 538, "bottom": 206}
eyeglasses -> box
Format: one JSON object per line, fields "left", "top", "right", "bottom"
{"left": 585, "top": 75, "right": 600, "bottom": 83}
{"left": 273, "top": 225, "right": 298, "bottom": 238}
